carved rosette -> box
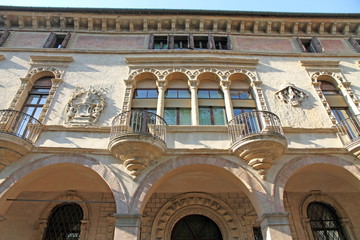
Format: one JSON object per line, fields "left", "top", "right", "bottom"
{"left": 65, "top": 87, "right": 106, "bottom": 126}
{"left": 275, "top": 83, "right": 308, "bottom": 107}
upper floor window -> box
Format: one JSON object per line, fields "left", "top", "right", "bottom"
{"left": 42, "top": 203, "right": 83, "bottom": 240}
{"left": 0, "top": 29, "right": 10, "bottom": 47}
{"left": 348, "top": 36, "right": 360, "bottom": 53}
{"left": 133, "top": 89, "right": 158, "bottom": 99}
{"left": 165, "top": 89, "right": 191, "bottom": 98}
{"left": 297, "top": 37, "right": 323, "bottom": 53}
{"left": 320, "top": 81, "right": 339, "bottom": 95}
{"left": 230, "top": 89, "right": 253, "bottom": 99}
{"left": 44, "top": 32, "right": 71, "bottom": 48}
{"left": 150, "top": 34, "right": 231, "bottom": 50}
{"left": 198, "top": 89, "right": 224, "bottom": 99}
{"left": 22, "top": 77, "right": 52, "bottom": 119}
{"left": 307, "top": 202, "right": 347, "bottom": 240}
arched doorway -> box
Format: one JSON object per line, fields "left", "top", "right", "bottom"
{"left": 171, "top": 214, "right": 222, "bottom": 240}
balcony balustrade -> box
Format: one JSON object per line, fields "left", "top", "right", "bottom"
{"left": 109, "top": 110, "right": 167, "bottom": 177}
{"left": 228, "top": 111, "right": 287, "bottom": 178}
{"left": 335, "top": 115, "right": 360, "bottom": 158}
{"left": 0, "top": 109, "right": 43, "bottom": 169}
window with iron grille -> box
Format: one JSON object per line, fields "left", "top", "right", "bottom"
{"left": 42, "top": 203, "right": 83, "bottom": 240}
{"left": 22, "top": 77, "right": 52, "bottom": 119}
{"left": 307, "top": 202, "right": 347, "bottom": 240}
{"left": 253, "top": 227, "right": 263, "bottom": 240}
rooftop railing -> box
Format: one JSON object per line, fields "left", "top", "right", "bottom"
{"left": 335, "top": 115, "right": 360, "bottom": 146}
{"left": 110, "top": 110, "right": 167, "bottom": 143}
{"left": 0, "top": 109, "right": 43, "bottom": 144}
{"left": 228, "top": 110, "right": 285, "bottom": 145}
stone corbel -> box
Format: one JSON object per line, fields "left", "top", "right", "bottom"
{"left": 275, "top": 83, "right": 308, "bottom": 107}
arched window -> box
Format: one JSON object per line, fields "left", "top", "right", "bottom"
{"left": 307, "top": 202, "right": 347, "bottom": 240}
{"left": 42, "top": 203, "right": 83, "bottom": 240}
{"left": 171, "top": 214, "right": 223, "bottom": 240}
{"left": 318, "top": 80, "right": 351, "bottom": 123}
{"left": 22, "top": 77, "right": 52, "bottom": 119}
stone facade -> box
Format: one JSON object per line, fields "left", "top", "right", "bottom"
{"left": 0, "top": 6, "right": 359, "bottom": 240}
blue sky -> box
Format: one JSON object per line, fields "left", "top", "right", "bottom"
{"left": 0, "top": 0, "right": 359, "bottom": 13}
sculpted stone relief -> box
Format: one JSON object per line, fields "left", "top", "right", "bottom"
{"left": 275, "top": 83, "right": 308, "bottom": 107}
{"left": 66, "top": 87, "right": 106, "bottom": 126}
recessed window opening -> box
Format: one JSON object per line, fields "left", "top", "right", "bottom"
{"left": 133, "top": 89, "right": 158, "bottom": 99}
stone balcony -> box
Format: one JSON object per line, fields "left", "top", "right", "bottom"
{"left": 335, "top": 115, "right": 360, "bottom": 159}
{"left": 108, "top": 110, "right": 167, "bottom": 177}
{"left": 228, "top": 110, "right": 287, "bottom": 178}
{"left": 0, "top": 109, "right": 43, "bottom": 170}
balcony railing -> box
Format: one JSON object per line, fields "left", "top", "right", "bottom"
{"left": 335, "top": 114, "right": 360, "bottom": 146}
{"left": 110, "top": 110, "right": 167, "bottom": 143}
{"left": 0, "top": 109, "right": 43, "bottom": 144}
{"left": 228, "top": 110, "right": 285, "bottom": 145}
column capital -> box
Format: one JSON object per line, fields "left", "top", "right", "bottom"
{"left": 188, "top": 80, "right": 199, "bottom": 88}
{"left": 156, "top": 80, "right": 167, "bottom": 89}
{"left": 258, "top": 212, "right": 290, "bottom": 226}
{"left": 113, "top": 214, "right": 141, "bottom": 227}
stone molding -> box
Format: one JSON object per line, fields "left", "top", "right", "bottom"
{"left": 1, "top": 10, "right": 359, "bottom": 36}
{"left": 150, "top": 192, "right": 243, "bottom": 240}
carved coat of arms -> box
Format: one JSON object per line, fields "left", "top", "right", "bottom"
{"left": 65, "top": 87, "right": 106, "bottom": 126}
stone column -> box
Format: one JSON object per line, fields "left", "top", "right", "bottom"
{"left": 188, "top": 80, "right": 199, "bottom": 125}
{"left": 258, "top": 212, "right": 293, "bottom": 240}
{"left": 220, "top": 80, "right": 234, "bottom": 122}
{"left": 156, "top": 80, "right": 167, "bottom": 118}
{"left": 113, "top": 214, "right": 141, "bottom": 240}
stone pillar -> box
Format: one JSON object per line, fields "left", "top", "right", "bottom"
{"left": 156, "top": 80, "right": 167, "bottom": 118}
{"left": 188, "top": 80, "right": 199, "bottom": 125}
{"left": 258, "top": 212, "right": 293, "bottom": 240}
{"left": 220, "top": 80, "right": 234, "bottom": 122}
{"left": 113, "top": 214, "right": 141, "bottom": 240}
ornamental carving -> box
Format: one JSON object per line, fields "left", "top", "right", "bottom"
{"left": 151, "top": 193, "right": 243, "bottom": 240}
{"left": 66, "top": 87, "right": 106, "bottom": 126}
{"left": 26, "top": 66, "right": 63, "bottom": 79}
{"left": 275, "top": 83, "right": 308, "bottom": 107}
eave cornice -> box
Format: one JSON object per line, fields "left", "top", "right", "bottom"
{"left": 0, "top": 7, "right": 359, "bottom": 36}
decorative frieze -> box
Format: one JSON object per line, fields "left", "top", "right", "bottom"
{"left": 65, "top": 87, "right": 106, "bottom": 126}
{"left": 1, "top": 9, "right": 358, "bottom": 36}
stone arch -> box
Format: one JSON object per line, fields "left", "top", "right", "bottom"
{"left": 273, "top": 154, "right": 360, "bottom": 212}
{"left": 150, "top": 192, "right": 244, "bottom": 240}
{"left": 128, "top": 68, "right": 160, "bottom": 81}
{"left": 310, "top": 71, "right": 345, "bottom": 84}
{"left": 25, "top": 66, "right": 62, "bottom": 82}
{"left": 225, "top": 69, "right": 258, "bottom": 83}
{"left": 130, "top": 155, "right": 272, "bottom": 216}
{"left": 0, "top": 154, "right": 128, "bottom": 215}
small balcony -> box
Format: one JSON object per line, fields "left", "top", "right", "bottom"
{"left": 228, "top": 111, "right": 287, "bottom": 178}
{"left": 109, "top": 110, "right": 167, "bottom": 177}
{"left": 0, "top": 110, "right": 43, "bottom": 170}
{"left": 335, "top": 115, "right": 360, "bottom": 158}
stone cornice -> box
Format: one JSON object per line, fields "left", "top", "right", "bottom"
{"left": 300, "top": 60, "right": 341, "bottom": 72}
{"left": 30, "top": 55, "right": 73, "bottom": 63}
{"left": 0, "top": 8, "right": 359, "bottom": 36}
{"left": 125, "top": 56, "right": 259, "bottom": 69}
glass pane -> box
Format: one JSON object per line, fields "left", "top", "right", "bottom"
{"left": 164, "top": 109, "right": 177, "bottom": 125}
{"left": 26, "top": 95, "right": 40, "bottom": 104}
{"left": 23, "top": 107, "right": 35, "bottom": 116}
{"left": 134, "top": 89, "right": 147, "bottom": 98}
{"left": 213, "top": 107, "right": 226, "bottom": 125}
{"left": 32, "top": 88, "right": 50, "bottom": 94}
{"left": 332, "top": 108, "right": 351, "bottom": 122}
{"left": 39, "top": 96, "right": 48, "bottom": 104}
{"left": 198, "top": 90, "right": 209, "bottom": 99}
{"left": 165, "top": 90, "right": 177, "bottom": 98}
{"left": 199, "top": 107, "right": 211, "bottom": 125}
{"left": 178, "top": 90, "right": 191, "bottom": 98}
{"left": 147, "top": 90, "right": 158, "bottom": 98}
{"left": 209, "top": 90, "right": 223, "bottom": 99}
{"left": 179, "top": 108, "right": 191, "bottom": 125}
{"left": 33, "top": 108, "right": 43, "bottom": 119}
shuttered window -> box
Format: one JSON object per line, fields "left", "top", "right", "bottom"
{"left": 44, "top": 32, "right": 71, "bottom": 48}
{"left": 0, "top": 29, "right": 10, "bottom": 47}
{"left": 348, "top": 36, "right": 360, "bottom": 53}
{"left": 297, "top": 37, "right": 323, "bottom": 53}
